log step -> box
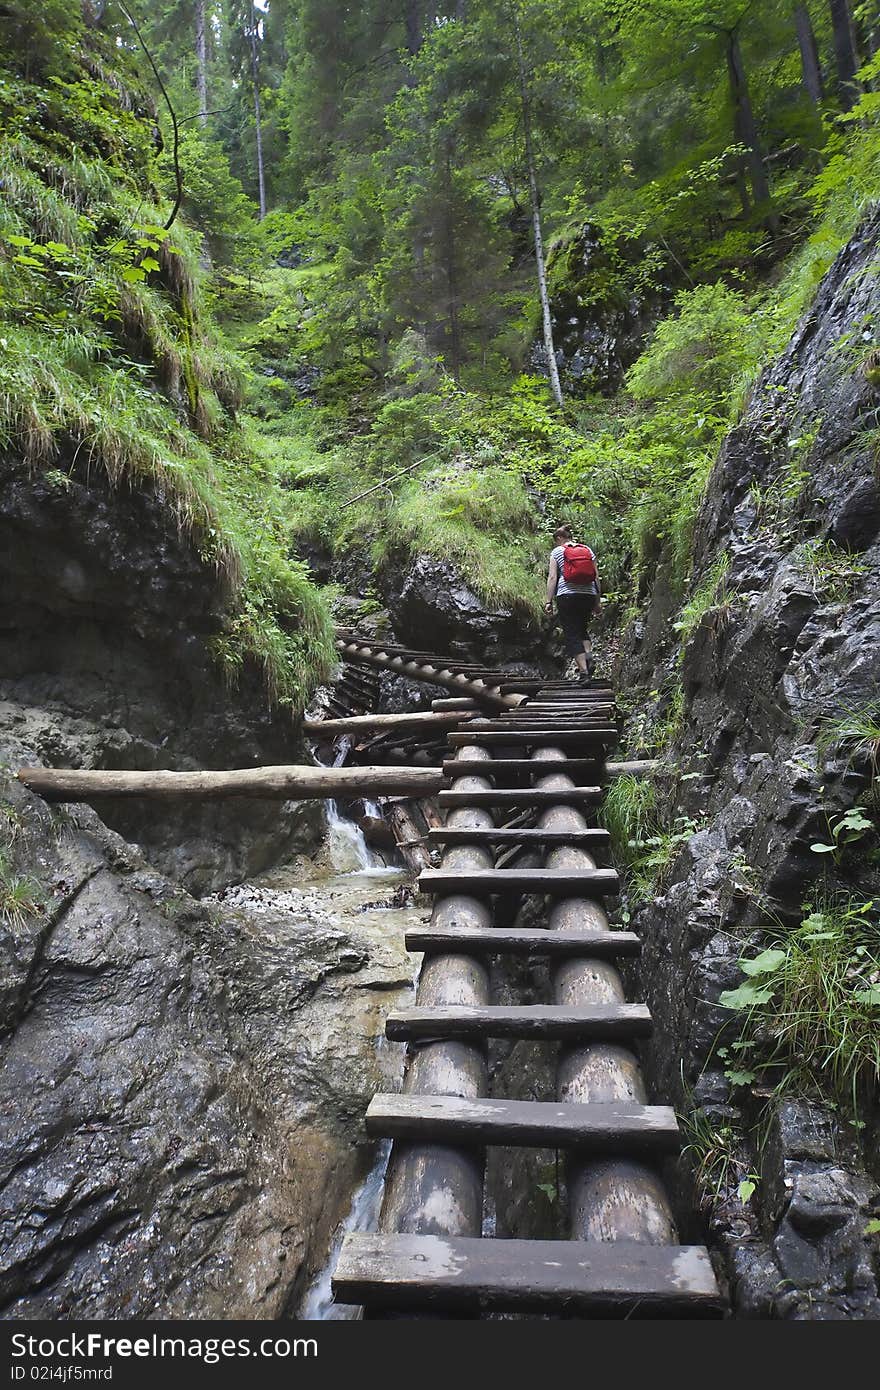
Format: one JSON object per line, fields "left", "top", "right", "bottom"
{"left": 418, "top": 868, "right": 620, "bottom": 896}
{"left": 385, "top": 1003, "right": 652, "bottom": 1042}
{"left": 447, "top": 731, "right": 617, "bottom": 748}
{"left": 444, "top": 758, "right": 602, "bottom": 778}
{"left": 428, "top": 828, "right": 611, "bottom": 846}
{"left": 437, "top": 788, "right": 602, "bottom": 808}
{"left": 332, "top": 1233, "right": 723, "bottom": 1316}
{"left": 366, "top": 1093, "right": 680, "bottom": 1152}
{"left": 405, "top": 925, "right": 641, "bottom": 957}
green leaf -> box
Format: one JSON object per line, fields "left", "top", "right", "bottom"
{"left": 854, "top": 988, "right": 880, "bottom": 1007}
{"left": 120, "top": 266, "right": 146, "bottom": 284}
{"left": 7, "top": 234, "right": 34, "bottom": 247}
{"left": 719, "top": 983, "right": 775, "bottom": 1010}
{"left": 865, "top": 1219, "right": 880, "bottom": 1236}
{"left": 139, "top": 256, "right": 161, "bottom": 274}
{"left": 740, "top": 948, "right": 786, "bottom": 976}
{"left": 810, "top": 842, "right": 835, "bottom": 854}
{"left": 737, "top": 1179, "right": 757, "bottom": 1203}
{"left": 725, "top": 1069, "right": 757, "bottom": 1086}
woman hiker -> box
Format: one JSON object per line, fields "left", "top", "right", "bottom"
{"left": 545, "top": 524, "right": 601, "bottom": 684}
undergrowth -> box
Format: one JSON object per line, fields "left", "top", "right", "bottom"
{"left": 0, "top": 34, "right": 334, "bottom": 711}
{"left": 720, "top": 894, "right": 880, "bottom": 1117}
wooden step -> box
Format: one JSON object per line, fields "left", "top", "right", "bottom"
{"left": 428, "top": 828, "right": 611, "bottom": 847}
{"left": 447, "top": 731, "right": 617, "bottom": 748}
{"left": 385, "top": 1003, "right": 652, "bottom": 1042}
{"left": 332, "top": 1233, "right": 723, "bottom": 1316}
{"left": 444, "top": 758, "right": 603, "bottom": 778}
{"left": 418, "top": 868, "right": 620, "bottom": 896}
{"left": 437, "top": 788, "right": 602, "bottom": 808}
{"left": 405, "top": 925, "right": 640, "bottom": 957}
{"left": 366, "top": 1093, "right": 680, "bottom": 1152}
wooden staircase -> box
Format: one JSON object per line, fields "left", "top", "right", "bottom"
{"left": 330, "top": 658, "right": 723, "bottom": 1318}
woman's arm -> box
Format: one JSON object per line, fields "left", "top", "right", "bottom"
{"left": 545, "top": 557, "right": 558, "bottom": 612}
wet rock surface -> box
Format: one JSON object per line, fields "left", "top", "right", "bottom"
{"left": 622, "top": 208, "right": 880, "bottom": 1317}
{"left": 0, "top": 462, "right": 321, "bottom": 894}
{"left": 0, "top": 763, "right": 421, "bottom": 1319}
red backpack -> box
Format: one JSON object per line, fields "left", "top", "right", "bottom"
{"left": 562, "top": 543, "right": 597, "bottom": 584}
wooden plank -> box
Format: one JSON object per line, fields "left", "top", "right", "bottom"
{"left": 447, "top": 731, "right": 617, "bottom": 748}
{"left": 443, "top": 758, "right": 602, "bottom": 778}
{"left": 418, "top": 868, "right": 620, "bottom": 896}
{"left": 332, "top": 1233, "right": 723, "bottom": 1315}
{"left": 385, "top": 1003, "right": 652, "bottom": 1042}
{"left": 438, "top": 789, "right": 602, "bottom": 808}
{"left": 303, "top": 711, "right": 473, "bottom": 736}
{"left": 17, "top": 764, "right": 445, "bottom": 803}
{"left": 428, "top": 827, "right": 611, "bottom": 846}
{"left": 366, "top": 1093, "right": 680, "bottom": 1151}
{"left": 405, "top": 925, "right": 640, "bottom": 957}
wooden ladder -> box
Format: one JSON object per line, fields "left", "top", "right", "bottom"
{"left": 332, "top": 680, "right": 723, "bottom": 1318}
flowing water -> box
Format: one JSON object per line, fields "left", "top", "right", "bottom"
{"left": 299, "top": 1139, "right": 392, "bottom": 1320}
{"left": 294, "top": 791, "right": 421, "bottom": 1319}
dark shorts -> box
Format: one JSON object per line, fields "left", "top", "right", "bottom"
{"left": 556, "top": 592, "right": 598, "bottom": 656}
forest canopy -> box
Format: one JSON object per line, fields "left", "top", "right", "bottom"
{"left": 1, "top": 0, "right": 879, "bottom": 696}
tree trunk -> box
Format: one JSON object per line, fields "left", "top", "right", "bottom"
{"left": 195, "top": 0, "right": 208, "bottom": 125}
{"left": 828, "top": 0, "right": 861, "bottom": 109}
{"left": 794, "top": 3, "right": 824, "bottom": 104}
{"left": 249, "top": 4, "right": 266, "bottom": 218}
{"left": 384, "top": 801, "right": 432, "bottom": 874}
{"left": 17, "top": 764, "right": 445, "bottom": 802}
{"left": 405, "top": 0, "right": 422, "bottom": 56}
{"left": 726, "top": 30, "right": 778, "bottom": 232}
{"left": 443, "top": 146, "right": 463, "bottom": 383}
{"left": 513, "top": 8, "right": 564, "bottom": 409}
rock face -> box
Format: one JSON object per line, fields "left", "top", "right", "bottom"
{"left": 382, "top": 552, "right": 544, "bottom": 667}
{"left": 0, "top": 461, "right": 322, "bottom": 894}
{"left": 534, "top": 222, "right": 663, "bottom": 396}
{"left": 621, "top": 208, "right": 880, "bottom": 1317}
{"left": 0, "top": 765, "right": 417, "bottom": 1319}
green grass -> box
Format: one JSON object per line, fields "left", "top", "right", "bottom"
{"left": 0, "top": 56, "right": 335, "bottom": 714}
{"left": 793, "top": 538, "right": 868, "bottom": 603}
{"left": 376, "top": 464, "right": 547, "bottom": 621}
{"left": 719, "top": 894, "right": 880, "bottom": 1115}
{"left": 818, "top": 700, "right": 880, "bottom": 776}
{"left": 673, "top": 553, "right": 731, "bottom": 645}
{"left": 0, "top": 851, "right": 44, "bottom": 933}
{"left": 601, "top": 773, "right": 661, "bottom": 865}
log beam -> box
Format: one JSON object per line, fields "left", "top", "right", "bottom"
{"left": 304, "top": 711, "right": 474, "bottom": 736}
{"left": 17, "top": 765, "right": 445, "bottom": 802}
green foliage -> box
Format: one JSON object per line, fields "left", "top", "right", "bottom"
{"left": 379, "top": 464, "right": 546, "bottom": 620}
{"left": 680, "top": 1107, "right": 753, "bottom": 1213}
{"left": 0, "top": 26, "right": 333, "bottom": 714}
{"left": 601, "top": 772, "right": 697, "bottom": 902}
{"left": 627, "top": 285, "right": 763, "bottom": 411}
{"left": 601, "top": 774, "right": 661, "bottom": 865}
{"left": 0, "top": 850, "right": 44, "bottom": 934}
{"left": 818, "top": 701, "right": 880, "bottom": 777}
{"left": 793, "top": 538, "right": 869, "bottom": 602}
{"left": 719, "top": 896, "right": 880, "bottom": 1113}
{"left": 673, "top": 554, "right": 731, "bottom": 644}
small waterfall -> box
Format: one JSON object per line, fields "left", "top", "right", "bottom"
{"left": 325, "top": 798, "right": 380, "bottom": 873}
{"left": 299, "top": 1142, "right": 391, "bottom": 1320}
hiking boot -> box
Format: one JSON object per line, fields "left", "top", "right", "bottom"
{"left": 577, "top": 669, "right": 590, "bottom": 686}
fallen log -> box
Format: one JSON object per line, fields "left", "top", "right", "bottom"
{"left": 17, "top": 765, "right": 446, "bottom": 803}
{"left": 303, "top": 711, "right": 473, "bottom": 736}
{"left": 384, "top": 801, "right": 432, "bottom": 874}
